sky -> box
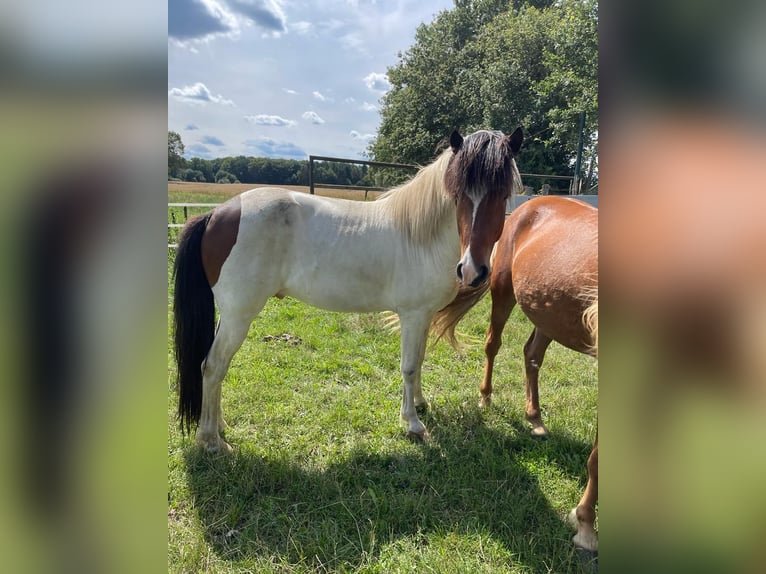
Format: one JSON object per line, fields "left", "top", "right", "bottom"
{"left": 169, "top": 0, "right": 455, "bottom": 161}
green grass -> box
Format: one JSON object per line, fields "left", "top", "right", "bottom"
{"left": 167, "top": 247, "right": 597, "bottom": 573}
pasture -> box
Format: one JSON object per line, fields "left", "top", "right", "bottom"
{"left": 167, "top": 184, "right": 597, "bottom": 573}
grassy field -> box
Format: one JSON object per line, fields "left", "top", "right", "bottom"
{"left": 167, "top": 186, "right": 597, "bottom": 573}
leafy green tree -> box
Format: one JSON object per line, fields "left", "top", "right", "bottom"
{"left": 187, "top": 157, "right": 213, "bottom": 182}
{"left": 168, "top": 131, "right": 185, "bottom": 177}
{"left": 178, "top": 168, "right": 206, "bottom": 182}
{"left": 214, "top": 170, "right": 239, "bottom": 184}
{"left": 370, "top": 0, "right": 597, "bottom": 184}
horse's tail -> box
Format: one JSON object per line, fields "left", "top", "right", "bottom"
{"left": 430, "top": 281, "right": 491, "bottom": 349}
{"left": 582, "top": 288, "right": 598, "bottom": 357}
{"left": 173, "top": 212, "right": 215, "bottom": 434}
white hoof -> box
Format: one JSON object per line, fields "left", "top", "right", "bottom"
{"left": 568, "top": 508, "right": 598, "bottom": 552}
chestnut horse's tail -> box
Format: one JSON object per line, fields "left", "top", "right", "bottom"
{"left": 430, "top": 281, "right": 491, "bottom": 349}
{"left": 582, "top": 289, "right": 599, "bottom": 357}
{"left": 173, "top": 212, "right": 215, "bottom": 434}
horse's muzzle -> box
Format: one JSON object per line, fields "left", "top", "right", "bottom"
{"left": 456, "top": 262, "right": 489, "bottom": 288}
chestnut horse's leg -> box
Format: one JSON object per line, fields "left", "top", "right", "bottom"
{"left": 480, "top": 288, "right": 516, "bottom": 407}
{"left": 523, "top": 327, "right": 553, "bottom": 436}
{"left": 569, "top": 432, "right": 598, "bottom": 551}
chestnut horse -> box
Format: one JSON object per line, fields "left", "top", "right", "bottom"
{"left": 431, "top": 195, "right": 598, "bottom": 550}
{"left": 173, "top": 128, "right": 523, "bottom": 452}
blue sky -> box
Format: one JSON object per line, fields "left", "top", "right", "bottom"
{"left": 169, "top": 0, "right": 455, "bottom": 160}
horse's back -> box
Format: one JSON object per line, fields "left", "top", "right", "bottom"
{"left": 501, "top": 196, "right": 598, "bottom": 352}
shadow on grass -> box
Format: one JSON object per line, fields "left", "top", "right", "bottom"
{"left": 182, "top": 404, "right": 596, "bottom": 573}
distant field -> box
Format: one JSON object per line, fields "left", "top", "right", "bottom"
{"left": 168, "top": 181, "right": 385, "bottom": 204}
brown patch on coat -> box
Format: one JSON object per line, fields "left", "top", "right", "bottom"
{"left": 201, "top": 195, "right": 241, "bottom": 287}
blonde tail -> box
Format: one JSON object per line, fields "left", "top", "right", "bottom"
{"left": 582, "top": 290, "right": 598, "bottom": 357}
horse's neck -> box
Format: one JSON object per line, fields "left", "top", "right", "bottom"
{"left": 376, "top": 163, "right": 455, "bottom": 246}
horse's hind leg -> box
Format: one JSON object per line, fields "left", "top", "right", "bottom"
{"left": 197, "top": 313, "right": 253, "bottom": 453}
{"left": 480, "top": 291, "right": 515, "bottom": 407}
{"left": 569, "top": 433, "right": 598, "bottom": 551}
{"left": 524, "top": 327, "right": 553, "bottom": 436}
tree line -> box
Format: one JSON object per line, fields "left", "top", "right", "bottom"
{"left": 168, "top": 132, "right": 377, "bottom": 187}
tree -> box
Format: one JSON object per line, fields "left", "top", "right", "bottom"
{"left": 214, "top": 170, "right": 239, "bottom": 184}
{"left": 168, "top": 131, "right": 185, "bottom": 177}
{"left": 369, "top": 0, "right": 597, "bottom": 182}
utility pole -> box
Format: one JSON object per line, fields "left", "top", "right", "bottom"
{"left": 572, "top": 111, "right": 586, "bottom": 194}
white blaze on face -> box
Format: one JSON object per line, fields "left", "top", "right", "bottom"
{"left": 457, "top": 188, "right": 487, "bottom": 286}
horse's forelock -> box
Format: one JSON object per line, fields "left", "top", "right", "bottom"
{"left": 445, "top": 130, "right": 518, "bottom": 201}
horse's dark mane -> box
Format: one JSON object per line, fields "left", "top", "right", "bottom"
{"left": 444, "top": 130, "right": 519, "bottom": 201}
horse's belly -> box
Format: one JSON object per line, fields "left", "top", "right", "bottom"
{"left": 517, "top": 291, "right": 592, "bottom": 353}
{"left": 281, "top": 272, "right": 393, "bottom": 312}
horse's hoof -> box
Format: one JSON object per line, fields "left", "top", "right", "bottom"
{"left": 478, "top": 395, "right": 492, "bottom": 408}
{"left": 530, "top": 424, "right": 549, "bottom": 438}
{"left": 568, "top": 508, "right": 598, "bottom": 552}
{"left": 406, "top": 429, "right": 430, "bottom": 443}
{"left": 201, "top": 439, "right": 233, "bottom": 454}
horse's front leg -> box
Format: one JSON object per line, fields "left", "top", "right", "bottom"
{"left": 398, "top": 313, "right": 431, "bottom": 440}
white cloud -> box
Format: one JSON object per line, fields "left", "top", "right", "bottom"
{"left": 361, "top": 101, "right": 378, "bottom": 112}
{"left": 363, "top": 72, "right": 391, "bottom": 92}
{"left": 185, "top": 143, "right": 215, "bottom": 159}
{"left": 291, "top": 21, "right": 313, "bottom": 35}
{"left": 229, "top": 0, "right": 287, "bottom": 36}
{"left": 283, "top": 88, "right": 298, "bottom": 95}
{"left": 168, "top": 82, "right": 235, "bottom": 105}
{"left": 345, "top": 97, "right": 356, "bottom": 104}
{"left": 244, "top": 114, "right": 296, "bottom": 126}
{"left": 350, "top": 130, "right": 375, "bottom": 142}
{"left": 168, "top": 0, "right": 239, "bottom": 44}
{"left": 340, "top": 32, "right": 365, "bottom": 53}
{"left": 201, "top": 135, "right": 226, "bottom": 146}
{"left": 302, "top": 111, "right": 325, "bottom": 125}
{"left": 313, "top": 90, "right": 334, "bottom": 102}
{"left": 169, "top": 0, "right": 288, "bottom": 44}
{"left": 244, "top": 137, "right": 306, "bottom": 159}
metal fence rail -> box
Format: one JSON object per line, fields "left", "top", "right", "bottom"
{"left": 308, "top": 155, "right": 419, "bottom": 196}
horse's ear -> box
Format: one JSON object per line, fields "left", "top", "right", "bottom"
{"left": 450, "top": 130, "right": 463, "bottom": 153}
{"left": 508, "top": 126, "right": 523, "bottom": 155}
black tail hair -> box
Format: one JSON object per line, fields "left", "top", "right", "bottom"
{"left": 173, "top": 213, "right": 214, "bottom": 434}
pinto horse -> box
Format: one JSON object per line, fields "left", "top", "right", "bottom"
{"left": 431, "top": 195, "right": 598, "bottom": 550}
{"left": 173, "top": 128, "right": 523, "bottom": 452}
